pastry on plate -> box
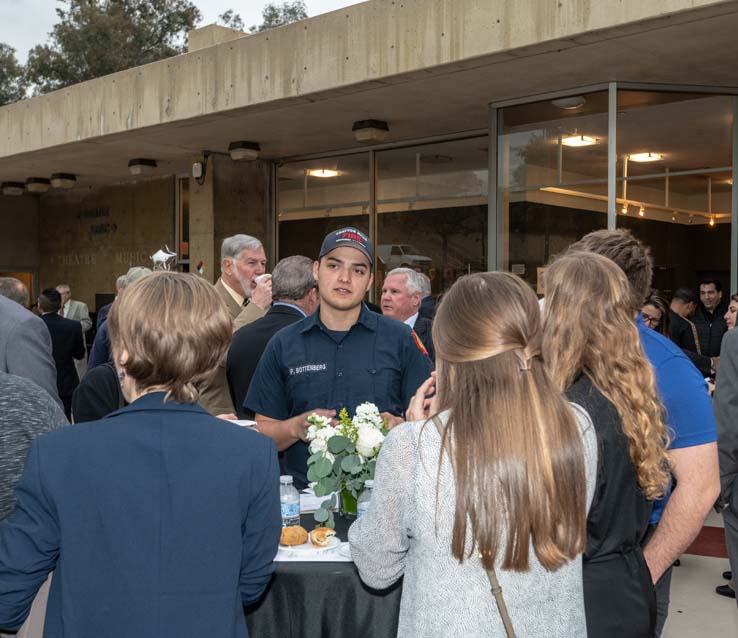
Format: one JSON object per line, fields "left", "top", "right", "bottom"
{"left": 280, "top": 526, "right": 308, "bottom": 546}
{"left": 309, "top": 527, "right": 336, "bottom": 547}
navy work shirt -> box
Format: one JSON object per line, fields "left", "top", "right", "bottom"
{"left": 245, "top": 304, "right": 433, "bottom": 486}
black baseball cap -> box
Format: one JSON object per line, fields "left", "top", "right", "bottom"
{"left": 318, "top": 227, "right": 373, "bottom": 267}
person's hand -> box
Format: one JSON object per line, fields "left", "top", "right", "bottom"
{"left": 380, "top": 412, "right": 405, "bottom": 430}
{"left": 711, "top": 356, "right": 720, "bottom": 373}
{"left": 250, "top": 274, "right": 273, "bottom": 310}
{"left": 216, "top": 413, "right": 238, "bottom": 421}
{"left": 406, "top": 372, "right": 438, "bottom": 422}
{"left": 291, "top": 408, "right": 336, "bottom": 442}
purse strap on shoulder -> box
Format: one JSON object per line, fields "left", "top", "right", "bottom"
{"left": 429, "top": 414, "right": 516, "bottom": 638}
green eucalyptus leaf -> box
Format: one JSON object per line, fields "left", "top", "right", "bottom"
{"left": 327, "top": 436, "right": 351, "bottom": 454}
{"left": 341, "top": 455, "right": 359, "bottom": 473}
{"left": 314, "top": 508, "right": 330, "bottom": 523}
{"left": 313, "top": 456, "right": 333, "bottom": 479}
{"left": 306, "top": 464, "right": 321, "bottom": 483}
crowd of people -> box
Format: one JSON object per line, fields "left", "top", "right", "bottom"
{"left": 0, "top": 225, "right": 734, "bottom": 637}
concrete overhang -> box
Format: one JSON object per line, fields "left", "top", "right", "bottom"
{"left": 2, "top": 0, "right": 738, "bottom": 186}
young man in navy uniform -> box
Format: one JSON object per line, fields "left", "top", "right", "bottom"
{"left": 245, "top": 227, "right": 433, "bottom": 488}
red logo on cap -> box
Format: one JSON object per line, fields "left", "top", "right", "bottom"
{"left": 340, "top": 231, "right": 365, "bottom": 244}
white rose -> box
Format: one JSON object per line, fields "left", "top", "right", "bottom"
{"left": 309, "top": 437, "right": 328, "bottom": 454}
{"left": 355, "top": 402, "right": 379, "bottom": 420}
{"left": 355, "top": 423, "right": 385, "bottom": 459}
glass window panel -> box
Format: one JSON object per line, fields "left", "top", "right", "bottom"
{"left": 376, "top": 137, "right": 488, "bottom": 298}
{"left": 278, "top": 153, "right": 370, "bottom": 259}
{"left": 498, "top": 91, "right": 609, "bottom": 289}
{"left": 616, "top": 91, "right": 733, "bottom": 293}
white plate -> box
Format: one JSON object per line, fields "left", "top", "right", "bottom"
{"left": 233, "top": 419, "right": 256, "bottom": 427}
{"left": 337, "top": 543, "right": 352, "bottom": 560}
{"left": 279, "top": 536, "right": 340, "bottom": 552}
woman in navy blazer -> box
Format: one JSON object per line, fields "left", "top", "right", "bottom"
{"left": 0, "top": 272, "right": 282, "bottom": 638}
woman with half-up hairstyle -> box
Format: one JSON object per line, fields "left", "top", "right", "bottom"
{"left": 349, "top": 272, "right": 598, "bottom": 638}
{"left": 543, "top": 251, "right": 671, "bottom": 638}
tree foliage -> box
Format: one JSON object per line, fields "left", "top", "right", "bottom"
{"left": 26, "top": 0, "right": 202, "bottom": 94}
{"left": 0, "top": 43, "right": 26, "bottom": 106}
{"left": 250, "top": 1, "right": 308, "bottom": 33}
{"left": 217, "top": 9, "right": 244, "bottom": 32}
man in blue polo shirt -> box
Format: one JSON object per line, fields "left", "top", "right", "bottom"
{"left": 571, "top": 229, "right": 719, "bottom": 636}
{"left": 245, "top": 227, "right": 433, "bottom": 488}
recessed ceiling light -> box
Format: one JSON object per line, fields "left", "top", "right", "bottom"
{"left": 128, "top": 158, "right": 157, "bottom": 175}
{"left": 561, "top": 135, "right": 597, "bottom": 147}
{"left": 551, "top": 96, "right": 586, "bottom": 110}
{"left": 1, "top": 182, "right": 24, "bottom": 196}
{"left": 629, "top": 152, "right": 663, "bottom": 163}
{"left": 308, "top": 169, "right": 339, "bottom": 178}
{"left": 638, "top": 206, "right": 645, "bottom": 217}
{"left": 709, "top": 216, "right": 716, "bottom": 227}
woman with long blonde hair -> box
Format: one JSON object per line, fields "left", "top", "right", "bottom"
{"left": 349, "top": 272, "right": 598, "bottom": 637}
{"left": 543, "top": 251, "right": 671, "bottom": 638}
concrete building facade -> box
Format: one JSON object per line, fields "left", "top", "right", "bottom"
{"left": 2, "top": 0, "right": 738, "bottom": 307}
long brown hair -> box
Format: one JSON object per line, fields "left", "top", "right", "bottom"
{"left": 542, "top": 252, "right": 670, "bottom": 500}
{"left": 432, "top": 272, "right": 587, "bottom": 573}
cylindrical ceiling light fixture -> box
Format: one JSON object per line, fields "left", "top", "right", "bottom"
{"left": 228, "top": 141, "right": 261, "bottom": 161}
{"left": 128, "top": 158, "right": 157, "bottom": 176}
{"left": 352, "top": 119, "right": 389, "bottom": 144}
{"left": 26, "top": 177, "right": 51, "bottom": 193}
{"left": 1, "top": 182, "right": 25, "bottom": 196}
{"left": 50, "top": 173, "right": 77, "bottom": 189}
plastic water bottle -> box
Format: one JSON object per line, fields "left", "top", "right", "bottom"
{"left": 280, "top": 475, "right": 300, "bottom": 527}
{"left": 356, "top": 480, "right": 374, "bottom": 519}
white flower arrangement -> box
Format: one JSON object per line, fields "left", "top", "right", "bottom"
{"left": 306, "top": 402, "right": 388, "bottom": 526}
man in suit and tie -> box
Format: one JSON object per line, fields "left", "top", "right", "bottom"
{"left": 417, "top": 271, "right": 437, "bottom": 321}
{"left": 200, "top": 234, "right": 273, "bottom": 415}
{"left": 56, "top": 283, "right": 91, "bottom": 380}
{"left": 39, "top": 288, "right": 86, "bottom": 418}
{"left": 227, "top": 255, "right": 318, "bottom": 418}
{"left": 0, "top": 277, "right": 61, "bottom": 407}
{"left": 380, "top": 267, "right": 435, "bottom": 362}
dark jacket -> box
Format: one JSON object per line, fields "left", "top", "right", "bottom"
{"left": 419, "top": 295, "right": 437, "bottom": 321}
{"left": 413, "top": 315, "right": 435, "bottom": 364}
{"left": 0, "top": 392, "right": 281, "bottom": 638}
{"left": 40, "top": 312, "right": 85, "bottom": 399}
{"left": 72, "top": 362, "right": 125, "bottom": 423}
{"left": 227, "top": 303, "right": 305, "bottom": 419}
{"left": 95, "top": 302, "right": 113, "bottom": 330}
{"left": 668, "top": 310, "right": 712, "bottom": 377}
{"left": 693, "top": 302, "right": 728, "bottom": 358}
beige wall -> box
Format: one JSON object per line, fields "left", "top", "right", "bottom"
{"left": 0, "top": 196, "right": 40, "bottom": 270}
{"left": 38, "top": 177, "right": 175, "bottom": 308}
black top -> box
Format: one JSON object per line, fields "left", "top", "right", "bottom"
{"left": 72, "top": 362, "right": 125, "bottom": 423}
{"left": 226, "top": 303, "right": 305, "bottom": 419}
{"left": 418, "top": 295, "right": 436, "bottom": 321}
{"left": 40, "top": 313, "right": 85, "bottom": 399}
{"left": 693, "top": 302, "right": 728, "bottom": 358}
{"left": 566, "top": 374, "right": 651, "bottom": 559}
{"left": 668, "top": 310, "right": 712, "bottom": 376}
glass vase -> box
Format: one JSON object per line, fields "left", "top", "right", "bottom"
{"left": 340, "top": 487, "right": 358, "bottom": 518}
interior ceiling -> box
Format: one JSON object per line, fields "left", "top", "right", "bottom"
{"left": 3, "top": 8, "right": 738, "bottom": 189}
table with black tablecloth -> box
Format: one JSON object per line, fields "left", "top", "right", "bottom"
{"left": 245, "top": 514, "right": 402, "bottom": 638}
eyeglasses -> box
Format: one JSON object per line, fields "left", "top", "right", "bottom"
{"left": 641, "top": 313, "right": 661, "bottom": 328}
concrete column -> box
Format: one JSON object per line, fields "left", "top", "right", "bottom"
{"left": 189, "top": 158, "right": 216, "bottom": 284}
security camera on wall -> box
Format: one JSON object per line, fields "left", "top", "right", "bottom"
{"left": 192, "top": 161, "right": 204, "bottom": 179}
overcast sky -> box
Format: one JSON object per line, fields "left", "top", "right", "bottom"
{"left": 0, "top": 0, "right": 362, "bottom": 62}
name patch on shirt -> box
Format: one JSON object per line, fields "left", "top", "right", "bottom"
{"left": 289, "top": 363, "right": 328, "bottom": 376}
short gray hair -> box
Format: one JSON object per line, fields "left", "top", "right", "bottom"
{"left": 0, "top": 277, "right": 29, "bottom": 306}
{"left": 116, "top": 275, "right": 128, "bottom": 290}
{"left": 221, "top": 234, "right": 263, "bottom": 262}
{"left": 387, "top": 268, "right": 423, "bottom": 295}
{"left": 417, "top": 272, "right": 431, "bottom": 297}
{"left": 272, "top": 255, "right": 316, "bottom": 301}
{"left": 56, "top": 283, "right": 70, "bottom": 293}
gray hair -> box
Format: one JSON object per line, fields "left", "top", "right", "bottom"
{"left": 116, "top": 275, "right": 128, "bottom": 290}
{"left": 0, "top": 277, "right": 29, "bottom": 306}
{"left": 56, "top": 283, "right": 70, "bottom": 292}
{"left": 417, "top": 272, "right": 431, "bottom": 297}
{"left": 387, "top": 267, "right": 423, "bottom": 295}
{"left": 272, "top": 255, "right": 316, "bottom": 301}
{"left": 221, "top": 234, "right": 263, "bottom": 262}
